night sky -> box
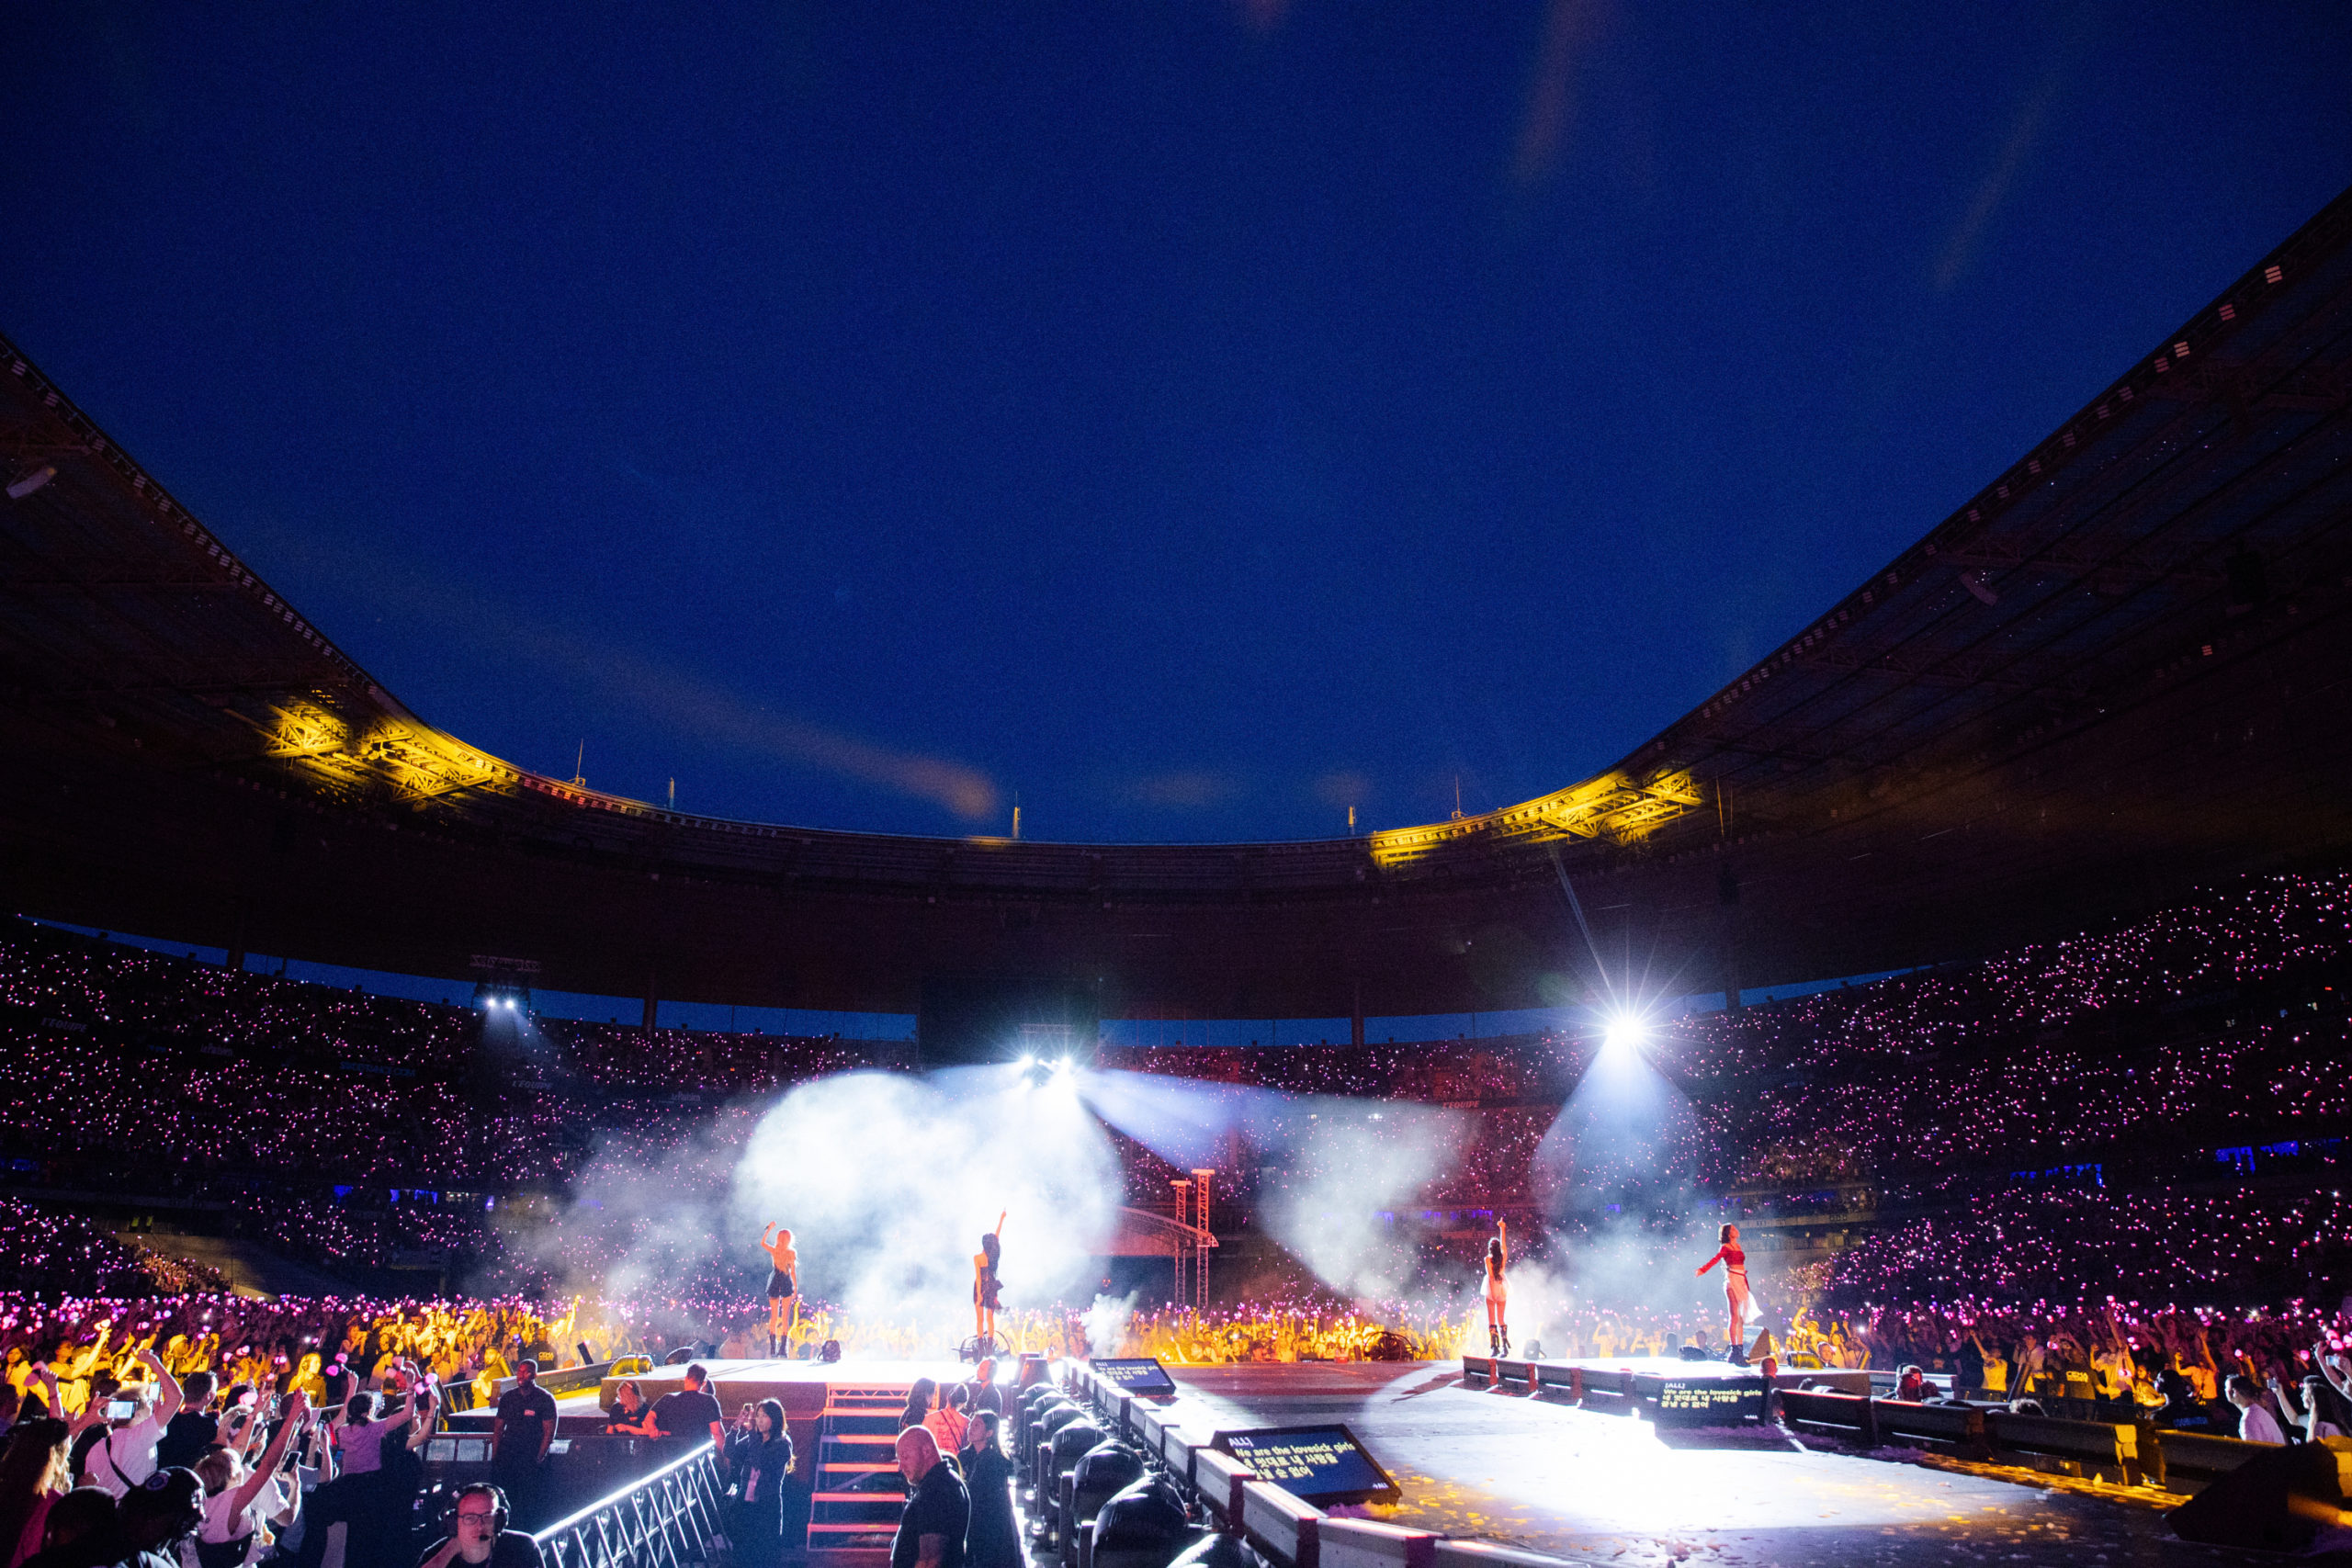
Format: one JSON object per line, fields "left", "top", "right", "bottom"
{"left": 7, "top": 5, "right": 2347, "bottom": 846}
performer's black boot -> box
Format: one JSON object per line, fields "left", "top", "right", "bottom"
{"left": 1499, "top": 1325, "right": 1510, "bottom": 1358}
{"left": 1487, "top": 1325, "right": 1500, "bottom": 1357}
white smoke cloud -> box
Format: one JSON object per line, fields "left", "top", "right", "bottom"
{"left": 501, "top": 1066, "right": 1123, "bottom": 1353}
{"left": 728, "top": 1068, "right": 1122, "bottom": 1334}
{"left": 1082, "top": 1291, "right": 1140, "bottom": 1355}
{"left": 1253, "top": 1098, "right": 1468, "bottom": 1301}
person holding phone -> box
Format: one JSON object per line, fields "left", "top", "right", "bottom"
{"left": 724, "top": 1400, "right": 793, "bottom": 1567}
{"left": 191, "top": 1388, "right": 310, "bottom": 1567}
{"left": 85, "top": 1348, "right": 183, "bottom": 1498}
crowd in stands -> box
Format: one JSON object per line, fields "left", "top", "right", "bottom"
{"left": 0, "top": 873, "right": 2346, "bottom": 1395}
{"left": 0, "top": 1202, "right": 217, "bottom": 1301}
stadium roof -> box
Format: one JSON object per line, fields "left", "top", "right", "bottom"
{"left": 4, "top": 185, "right": 2350, "bottom": 1022}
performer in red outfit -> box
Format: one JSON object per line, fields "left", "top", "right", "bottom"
{"left": 1695, "top": 1223, "right": 1753, "bottom": 1362}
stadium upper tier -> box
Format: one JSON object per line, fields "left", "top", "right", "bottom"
{"left": 3, "top": 187, "right": 2351, "bottom": 1018}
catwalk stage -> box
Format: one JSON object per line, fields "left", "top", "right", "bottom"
{"left": 592, "top": 1358, "right": 2229, "bottom": 1568}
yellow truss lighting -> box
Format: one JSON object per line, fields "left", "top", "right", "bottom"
{"left": 1367, "top": 768, "right": 1703, "bottom": 870}
{"left": 253, "top": 700, "right": 503, "bottom": 807}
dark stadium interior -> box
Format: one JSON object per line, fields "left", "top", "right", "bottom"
{"left": 5, "top": 186, "right": 2351, "bottom": 1027}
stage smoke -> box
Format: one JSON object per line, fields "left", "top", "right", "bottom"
{"left": 731, "top": 1068, "right": 1119, "bottom": 1332}
{"left": 1255, "top": 1098, "right": 1467, "bottom": 1301}
{"left": 1082, "top": 1068, "right": 1468, "bottom": 1302}
{"left": 511, "top": 1065, "right": 1120, "bottom": 1352}
{"left": 1083, "top": 1290, "right": 1140, "bottom": 1355}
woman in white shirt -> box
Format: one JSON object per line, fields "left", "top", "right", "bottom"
{"left": 2274, "top": 1373, "right": 2351, "bottom": 1442}
{"left": 187, "top": 1390, "right": 309, "bottom": 1568}
{"left": 2226, "top": 1375, "right": 2287, "bottom": 1444}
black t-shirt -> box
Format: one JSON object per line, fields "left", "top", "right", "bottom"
{"left": 415, "top": 1530, "right": 545, "bottom": 1567}
{"left": 650, "top": 1387, "right": 723, "bottom": 1441}
{"left": 495, "top": 1384, "right": 560, "bottom": 1462}
{"left": 154, "top": 1408, "right": 220, "bottom": 1472}
{"left": 891, "top": 1460, "right": 969, "bottom": 1568}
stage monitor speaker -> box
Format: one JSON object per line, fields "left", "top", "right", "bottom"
{"left": 2169, "top": 1436, "right": 2345, "bottom": 1552}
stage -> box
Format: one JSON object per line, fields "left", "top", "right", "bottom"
{"left": 1155, "top": 1362, "right": 2222, "bottom": 1568}
{"left": 594, "top": 1357, "right": 2230, "bottom": 1567}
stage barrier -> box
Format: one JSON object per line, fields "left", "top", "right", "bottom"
{"left": 530, "top": 1437, "right": 726, "bottom": 1568}
{"left": 1055, "top": 1351, "right": 2293, "bottom": 1568}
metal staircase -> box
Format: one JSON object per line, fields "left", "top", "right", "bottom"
{"left": 806, "top": 1381, "right": 913, "bottom": 1556}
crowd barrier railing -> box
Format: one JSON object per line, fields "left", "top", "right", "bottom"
{"left": 531, "top": 1438, "right": 725, "bottom": 1568}
{"left": 445, "top": 1358, "right": 628, "bottom": 1415}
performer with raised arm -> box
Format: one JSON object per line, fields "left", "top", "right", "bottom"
{"left": 1483, "top": 1220, "right": 1510, "bottom": 1358}
{"left": 973, "top": 1212, "right": 1006, "bottom": 1354}
{"left": 1696, "top": 1223, "right": 1753, "bottom": 1364}
{"left": 760, "top": 1224, "right": 799, "bottom": 1359}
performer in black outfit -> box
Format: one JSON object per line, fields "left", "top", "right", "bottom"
{"left": 760, "top": 1224, "right": 799, "bottom": 1358}
{"left": 971, "top": 1213, "right": 1005, "bottom": 1353}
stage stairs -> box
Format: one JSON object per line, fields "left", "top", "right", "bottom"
{"left": 806, "top": 1379, "right": 913, "bottom": 1558}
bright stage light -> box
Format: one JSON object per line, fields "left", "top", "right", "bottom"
{"left": 1017, "top": 1055, "right": 1035, "bottom": 1069}
{"left": 1601, "top": 1012, "right": 1648, "bottom": 1055}
{"left": 1055, "top": 1055, "right": 1073, "bottom": 1073}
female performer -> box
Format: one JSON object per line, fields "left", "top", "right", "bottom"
{"left": 1482, "top": 1220, "right": 1510, "bottom": 1358}
{"left": 1695, "top": 1223, "right": 1753, "bottom": 1362}
{"left": 759, "top": 1224, "right": 798, "bottom": 1359}
{"left": 973, "top": 1213, "right": 1007, "bottom": 1352}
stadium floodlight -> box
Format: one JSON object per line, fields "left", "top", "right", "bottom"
{"left": 1601, "top": 1011, "right": 1649, "bottom": 1056}
{"left": 1017, "top": 1054, "right": 1035, "bottom": 1069}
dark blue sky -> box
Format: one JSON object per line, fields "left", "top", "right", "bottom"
{"left": 7, "top": 4, "right": 2346, "bottom": 843}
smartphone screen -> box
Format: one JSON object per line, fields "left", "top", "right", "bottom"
{"left": 107, "top": 1400, "right": 136, "bottom": 1421}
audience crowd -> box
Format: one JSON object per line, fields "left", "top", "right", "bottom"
{"left": 0, "top": 865, "right": 2341, "bottom": 1562}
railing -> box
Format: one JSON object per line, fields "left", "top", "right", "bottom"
{"left": 446, "top": 1359, "right": 631, "bottom": 1415}
{"left": 533, "top": 1438, "right": 726, "bottom": 1568}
